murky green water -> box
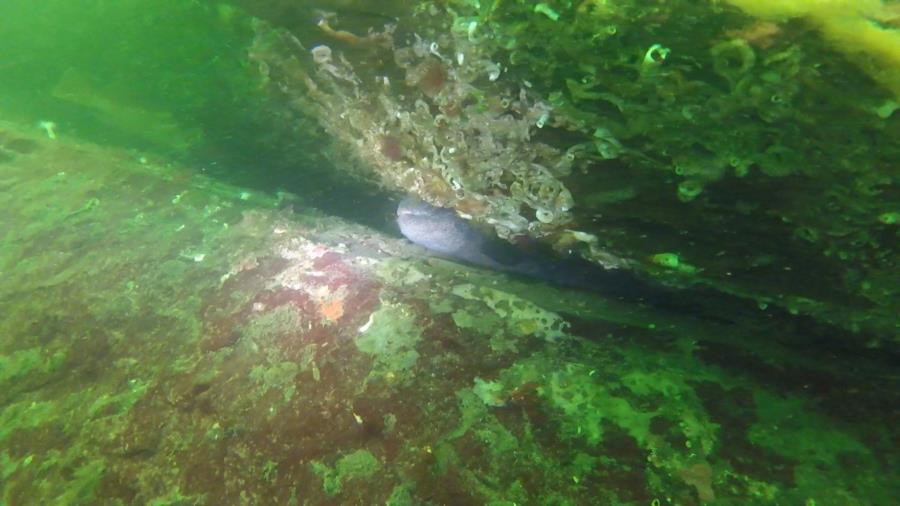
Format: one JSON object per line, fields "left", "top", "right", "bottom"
{"left": 2, "top": 1, "right": 898, "bottom": 504}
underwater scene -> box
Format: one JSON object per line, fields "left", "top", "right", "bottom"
{"left": 1, "top": 1, "right": 898, "bottom": 504}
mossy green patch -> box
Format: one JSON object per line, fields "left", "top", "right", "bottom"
{"left": 0, "top": 347, "right": 66, "bottom": 386}
{"left": 386, "top": 481, "right": 415, "bottom": 506}
{"left": 750, "top": 391, "right": 869, "bottom": 463}
{"left": 240, "top": 304, "right": 305, "bottom": 362}
{"left": 376, "top": 258, "right": 430, "bottom": 287}
{"left": 86, "top": 378, "right": 149, "bottom": 418}
{"left": 0, "top": 400, "right": 55, "bottom": 442}
{"left": 473, "top": 377, "right": 507, "bottom": 407}
{"left": 355, "top": 301, "right": 422, "bottom": 382}
{"left": 55, "top": 458, "right": 105, "bottom": 504}
{"left": 311, "top": 449, "right": 381, "bottom": 496}
{"left": 249, "top": 361, "right": 299, "bottom": 406}
{"left": 451, "top": 283, "right": 569, "bottom": 341}
{"left": 544, "top": 366, "right": 654, "bottom": 446}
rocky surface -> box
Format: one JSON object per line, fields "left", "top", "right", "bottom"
{"left": 2, "top": 123, "right": 898, "bottom": 504}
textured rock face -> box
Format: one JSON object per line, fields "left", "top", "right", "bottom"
{"left": 1, "top": 122, "right": 898, "bottom": 505}
{"left": 247, "top": 1, "right": 899, "bottom": 351}
{"left": 1, "top": 1, "right": 898, "bottom": 504}
{"left": 249, "top": 13, "right": 580, "bottom": 243}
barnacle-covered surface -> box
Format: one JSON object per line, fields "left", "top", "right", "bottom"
{"left": 247, "top": 0, "right": 899, "bottom": 349}
{"left": 249, "top": 14, "right": 580, "bottom": 242}
{"left": 2, "top": 124, "right": 899, "bottom": 504}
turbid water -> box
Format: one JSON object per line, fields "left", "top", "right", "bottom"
{"left": 1, "top": 1, "right": 898, "bottom": 505}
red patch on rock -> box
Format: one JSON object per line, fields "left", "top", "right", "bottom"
{"left": 379, "top": 135, "right": 405, "bottom": 161}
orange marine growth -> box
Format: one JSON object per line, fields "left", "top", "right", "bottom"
{"left": 317, "top": 18, "right": 365, "bottom": 45}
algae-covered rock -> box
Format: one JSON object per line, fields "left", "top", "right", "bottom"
{"left": 247, "top": 0, "right": 899, "bottom": 349}
{"left": 312, "top": 449, "right": 381, "bottom": 496}
{"left": 355, "top": 301, "right": 423, "bottom": 383}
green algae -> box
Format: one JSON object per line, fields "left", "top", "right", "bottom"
{"left": 0, "top": 2, "right": 897, "bottom": 501}
{"left": 0, "top": 126, "right": 895, "bottom": 503}
{"left": 311, "top": 449, "right": 381, "bottom": 496}
{"left": 451, "top": 283, "right": 570, "bottom": 341}
{"left": 0, "top": 401, "right": 55, "bottom": 443}
{"left": 355, "top": 301, "right": 422, "bottom": 383}
{"left": 386, "top": 482, "right": 415, "bottom": 506}
{"left": 249, "top": 361, "right": 298, "bottom": 406}
{"left": 438, "top": 395, "right": 530, "bottom": 503}
{"left": 248, "top": 0, "right": 900, "bottom": 347}
{"left": 147, "top": 487, "right": 205, "bottom": 506}
{"left": 1, "top": 452, "right": 24, "bottom": 481}
{"left": 443, "top": 0, "right": 899, "bottom": 346}
{"left": 240, "top": 304, "right": 304, "bottom": 349}
{"left": 0, "top": 347, "right": 66, "bottom": 387}
{"left": 444, "top": 381, "right": 617, "bottom": 503}
{"left": 546, "top": 369, "right": 654, "bottom": 446}
{"left": 86, "top": 378, "right": 149, "bottom": 418}
{"left": 745, "top": 390, "right": 894, "bottom": 504}
{"left": 55, "top": 459, "right": 105, "bottom": 505}
{"left": 473, "top": 377, "right": 507, "bottom": 407}
{"left": 750, "top": 391, "right": 869, "bottom": 463}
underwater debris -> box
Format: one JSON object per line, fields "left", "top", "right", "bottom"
{"left": 38, "top": 120, "right": 57, "bottom": 140}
